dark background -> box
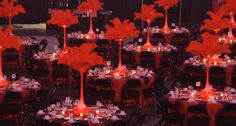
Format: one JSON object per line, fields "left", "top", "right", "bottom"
{"left": 0, "top": 0, "right": 213, "bottom": 27}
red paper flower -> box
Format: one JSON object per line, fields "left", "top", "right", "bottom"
{"left": 0, "top": 0, "right": 25, "bottom": 17}
{"left": 0, "top": 27, "right": 21, "bottom": 51}
{"left": 186, "top": 33, "right": 230, "bottom": 58}
{"left": 105, "top": 18, "right": 140, "bottom": 41}
{"left": 134, "top": 4, "right": 163, "bottom": 23}
{"left": 201, "top": 9, "right": 232, "bottom": 32}
{"left": 154, "top": 0, "right": 179, "bottom": 10}
{"left": 58, "top": 43, "right": 106, "bottom": 72}
{"left": 76, "top": 0, "right": 103, "bottom": 14}
{"left": 47, "top": 9, "right": 78, "bottom": 28}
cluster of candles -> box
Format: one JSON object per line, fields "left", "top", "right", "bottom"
{"left": 51, "top": 53, "right": 57, "bottom": 59}
{"left": 189, "top": 90, "right": 229, "bottom": 102}
{"left": 79, "top": 34, "right": 96, "bottom": 39}
{"left": 218, "top": 37, "right": 236, "bottom": 44}
{"left": 137, "top": 46, "right": 162, "bottom": 52}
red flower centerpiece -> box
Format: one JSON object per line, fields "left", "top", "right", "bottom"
{"left": 134, "top": 4, "right": 163, "bottom": 49}
{"left": 105, "top": 18, "right": 139, "bottom": 75}
{"left": 186, "top": 33, "right": 230, "bottom": 95}
{"left": 58, "top": 43, "right": 105, "bottom": 115}
{"left": 0, "top": 0, "right": 25, "bottom": 30}
{"left": 75, "top": 0, "right": 103, "bottom": 37}
{"left": 219, "top": 0, "right": 236, "bottom": 42}
{"left": 0, "top": 27, "right": 21, "bottom": 86}
{"left": 47, "top": 9, "right": 79, "bottom": 50}
{"left": 201, "top": 8, "right": 232, "bottom": 35}
{"left": 154, "top": 0, "right": 179, "bottom": 32}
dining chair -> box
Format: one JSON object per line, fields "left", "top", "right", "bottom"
{"left": 121, "top": 79, "right": 141, "bottom": 107}
{"left": 22, "top": 104, "right": 36, "bottom": 126}
{"left": 2, "top": 92, "right": 23, "bottom": 104}
{"left": 151, "top": 33, "right": 165, "bottom": 45}
{"left": 185, "top": 65, "right": 206, "bottom": 88}
{"left": 231, "top": 66, "right": 236, "bottom": 87}
{"left": 112, "top": 120, "right": 127, "bottom": 126}
{"left": 94, "top": 78, "right": 114, "bottom": 104}
{"left": 209, "top": 66, "right": 226, "bottom": 89}
{"left": 71, "top": 120, "right": 89, "bottom": 126}
{"left": 187, "top": 104, "right": 209, "bottom": 126}
{"left": 35, "top": 118, "right": 50, "bottom": 126}
{"left": 52, "top": 61, "right": 70, "bottom": 86}
{"left": 2, "top": 91, "right": 23, "bottom": 122}
{"left": 122, "top": 50, "right": 136, "bottom": 68}
{"left": 30, "top": 89, "right": 49, "bottom": 110}
{"left": 2, "top": 48, "right": 19, "bottom": 68}
{"left": 157, "top": 99, "right": 185, "bottom": 126}
{"left": 140, "top": 51, "right": 155, "bottom": 68}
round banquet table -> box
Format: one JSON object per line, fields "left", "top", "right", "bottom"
{"left": 86, "top": 67, "right": 155, "bottom": 102}
{"left": 133, "top": 51, "right": 164, "bottom": 68}
{"left": 19, "top": 43, "right": 40, "bottom": 74}
{"left": 87, "top": 76, "right": 154, "bottom": 102}
{"left": 67, "top": 32, "right": 108, "bottom": 47}
{"left": 150, "top": 27, "right": 190, "bottom": 44}
{"left": 183, "top": 62, "right": 235, "bottom": 85}
{"left": 122, "top": 44, "right": 177, "bottom": 68}
{"left": 36, "top": 100, "right": 126, "bottom": 126}
{"left": 33, "top": 53, "right": 59, "bottom": 84}
{"left": 0, "top": 78, "right": 41, "bottom": 103}
{"left": 168, "top": 97, "right": 224, "bottom": 126}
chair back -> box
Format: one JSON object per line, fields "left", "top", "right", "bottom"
{"left": 124, "top": 79, "right": 141, "bottom": 90}
{"left": 36, "top": 119, "right": 50, "bottom": 126}
{"left": 187, "top": 104, "right": 208, "bottom": 115}
{"left": 3, "top": 91, "right": 22, "bottom": 104}
{"left": 112, "top": 120, "right": 126, "bottom": 126}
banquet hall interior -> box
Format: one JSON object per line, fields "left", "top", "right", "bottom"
{"left": 0, "top": 0, "right": 236, "bottom": 126}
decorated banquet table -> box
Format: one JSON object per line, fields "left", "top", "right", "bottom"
{"left": 86, "top": 66, "right": 155, "bottom": 102}
{"left": 67, "top": 32, "right": 108, "bottom": 46}
{"left": 0, "top": 77, "right": 41, "bottom": 102}
{"left": 183, "top": 55, "right": 236, "bottom": 85}
{"left": 149, "top": 26, "right": 190, "bottom": 44}
{"left": 32, "top": 51, "right": 60, "bottom": 84}
{"left": 123, "top": 43, "right": 177, "bottom": 68}
{"left": 19, "top": 37, "right": 40, "bottom": 73}
{"left": 36, "top": 98, "right": 126, "bottom": 126}
{"left": 20, "top": 37, "right": 40, "bottom": 58}
{"left": 167, "top": 86, "right": 236, "bottom": 126}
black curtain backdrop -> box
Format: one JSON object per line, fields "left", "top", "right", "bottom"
{"left": 0, "top": 0, "right": 213, "bottom": 27}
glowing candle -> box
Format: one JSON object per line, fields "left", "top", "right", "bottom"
{"left": 62, "top": 111, "right": 65, "bottom": 115}
{"left": 214, "top": 62, "right": 217, "bottom": 65}
{"left": 191, "top": 92, "right": 194, "bottom": 96}
{"left": 220, "top": 93, "right": 224, "bottom": 97}
{"left": 137, "top": 46, "right": 141, "bottom": 50}
{"left": 96, "top": 110, "right": 99, "bottom": 115}
{"left": 147, "top": 48, "right": 150, "bottom": 52}
{"left": 203, "top": 58, "right": 207, "bottom": 63}
{"left": 208, "top": 95, "right": 212, "bottom": 102}
{"left": 80, "top": 113, "right": 83, "bottom": 117}
{"left": 132, "top": 70, "right": 136, "bottom": 74}
{"left": 105, "top": 70, "right": 110, "bottom": 74}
